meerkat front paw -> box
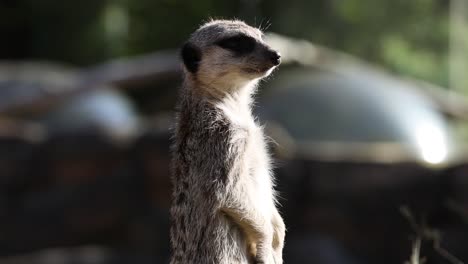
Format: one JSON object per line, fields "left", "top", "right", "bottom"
{"left": 255, "top": 211, "right": 285, "bottom": 264}
{"left": 255, "top": 249, "right": 276, "bottom": 264}
{"left": 272, "top": 249, "right": 283, "bottom": 264}
{"left": 272, "top": 210, "right": 285, "bottom": 263}
{"left": 254, "top": 229, "right": 277, "bottom": 264}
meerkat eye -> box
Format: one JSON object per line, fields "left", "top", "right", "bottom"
{"left": 216, "top": 35, "right": 256, "bottom": 55}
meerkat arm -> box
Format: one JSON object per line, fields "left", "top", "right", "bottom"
{"left": 220, "top": 183, "right": 285, "bottom": 262}
{"left": 220, "top": 204, "right": 267, "bottom": 259}
{"left": 220, "top": 205, "right": 267, "bottom": 238}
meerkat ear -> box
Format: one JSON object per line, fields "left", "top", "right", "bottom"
{"left": 181, "top": 42, "right": 201, "bottom": 73}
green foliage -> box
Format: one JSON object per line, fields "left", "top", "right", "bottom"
{"left": 381, "top": 34, "right": 448, "bottom": 85}
{"left": 0, "top": 0, "right": 454, "bottom": 87}
{"left": 121, "top": 0, "right": 243, "bottom": 55}
{"left": 261, "top": 0, "right": 450, "bottom": 86}
{"left": 0, "top": 0, "right": 109, "bottom": 65}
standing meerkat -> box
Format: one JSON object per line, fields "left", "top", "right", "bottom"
{"left": 170, "top": 19, "right": 285, "bottom": 264}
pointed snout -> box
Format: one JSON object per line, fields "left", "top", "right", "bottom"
{"left": 267, "top": 49, "right": 281, "bottom": 66}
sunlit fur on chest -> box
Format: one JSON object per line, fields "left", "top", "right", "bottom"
{"left": 214, "top": 82, "right": 274, "bottom": 205}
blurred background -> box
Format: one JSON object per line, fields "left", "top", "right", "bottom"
{"left": 1, "top": 0, "right": 468, "bottom": 263}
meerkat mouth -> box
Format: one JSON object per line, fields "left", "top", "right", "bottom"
{"left": 243, "top": 65, "right": 275, "bottom": 74}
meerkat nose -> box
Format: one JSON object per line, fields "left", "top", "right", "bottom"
{"left": 268, "top": 50, "right": 281, "bottom": 66}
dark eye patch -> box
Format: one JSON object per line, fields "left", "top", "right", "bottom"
{"left": 216, "top": 35, "right": 256, "bottom": 55}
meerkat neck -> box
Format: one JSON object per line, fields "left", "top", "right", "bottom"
{"left": 185, "top": 77, "right": 258, "bottom": 107}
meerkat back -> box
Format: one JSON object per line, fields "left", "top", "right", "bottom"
{"left": 170, "top": 19, "right": 285, "bottom": 264}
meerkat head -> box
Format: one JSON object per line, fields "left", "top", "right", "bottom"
{"left": 180, "top": 19, "right": 281, "bottom": 93}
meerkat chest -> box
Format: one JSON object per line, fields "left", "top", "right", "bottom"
{"left": 218, "top": 99, "right": 266, "bottom": 151}
{"left": 216, "top": 95, "right": 271, "bottom": 165}
{"left": 240, "top": 122, "right": 274, "bottom": 207}
{"left": 217, "top": 99, "right": 275, "bottom": 209}
{"left": 217, "top": 100, "right": 271, "bottom": 173}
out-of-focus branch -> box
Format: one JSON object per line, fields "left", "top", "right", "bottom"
{"left": 400, "top": 205, "right": 464, "bottom": 264}
{"left": 405, "top": 238, "right": 425, "bottom": 264}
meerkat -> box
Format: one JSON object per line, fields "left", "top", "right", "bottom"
{"left": 170, "top": 19, "right": 285, "bottom": 264}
